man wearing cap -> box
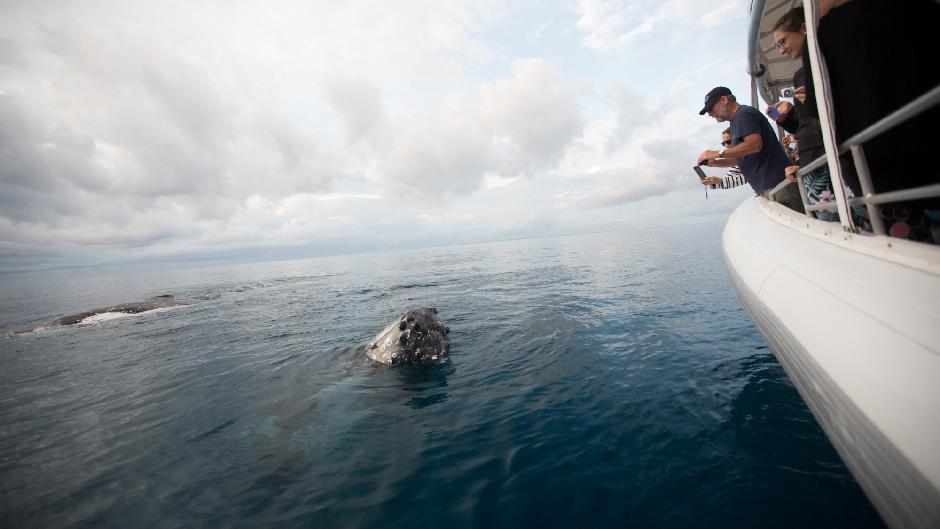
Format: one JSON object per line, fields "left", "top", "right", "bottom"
{"left": 696, "top": 87, "right": 803, "bottom": 213}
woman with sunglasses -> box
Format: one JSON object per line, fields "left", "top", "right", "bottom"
{"left": 766, "top": 7, "right": 839, "bottom": 221}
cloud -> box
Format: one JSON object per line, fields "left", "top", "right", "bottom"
{"left": 0, "top": 4, "right": 359, "bottom": 254}
{"left": 608, "top": 83, "right": 654, "bottom": 149}
{"left": 552, "top": 81, "right": 723, "bottom": 209}
{"left": 346, "top": 59, "right": 584, "bottom": 200}
{"left": 320, "top": 77, "right": 389, "bottom": 147}
{"left": 554, "top": 167, "right": 673, "bottom": 209}
{"left": 0, "top": 0, "right": 750, "bottom": 270}
{"left": 0, "top": 1, "right": 526, "bottom": 258}
{"left": 574, "top": 0, "right": 744, "bottom": 51}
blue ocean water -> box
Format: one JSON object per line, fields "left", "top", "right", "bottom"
{"left": 0, "top": 221, "right": 885, "bottom": 528}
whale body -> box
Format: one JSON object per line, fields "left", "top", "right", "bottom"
{"left": 367, "top": 308, "right": 450, "bottom": 366}
{"left": 49, "top": 295, "right": 189, "bottom": 326}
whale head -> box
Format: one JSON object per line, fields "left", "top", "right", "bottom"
{"left": 367, "top": 308, "right": 450, "bottom": 366}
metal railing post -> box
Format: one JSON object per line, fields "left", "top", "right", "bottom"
{"left": 850, "top": 145, "right": 886, "bottom": 235}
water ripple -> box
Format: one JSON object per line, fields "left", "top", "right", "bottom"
{"left": 0, "top": 224, "right": 885, "bottom": 528}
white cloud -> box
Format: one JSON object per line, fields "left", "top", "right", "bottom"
{"left": 0, "top": 0, "right": 751, "bottom": 269}
{"left": 574, "top": 0, "right": 744, "bottom": 51}
{"left": 0, "top": 0, "right": 505, "bottom": 257}
{"left": 350, "top": 59, "right": 584, "bottom": 200}
{"left": 552, "top": 81, "right": 725, "bottom": 209}
{"left": 320, "top": 77, "right": 389, "bottom": 147}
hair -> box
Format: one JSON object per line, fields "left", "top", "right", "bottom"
{"left": 726, "top": 94, "right": 737, "bottom": 104}
{"left": 773, "top": 6, "right": 805, "bottom": 33}
{"left": 722, "top": 127, "right": 731, "bottom": 135}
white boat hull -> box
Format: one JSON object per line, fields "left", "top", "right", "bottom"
{"left": 722, "top": 197, "right": 940, "bottom": 529}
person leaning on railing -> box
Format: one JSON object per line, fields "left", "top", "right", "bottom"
{"left": 696, "top": 87, "right": 805, "bottom": 214}
{"left": 768, "top": 7, "right": 840, "bottom": 221}
{"left": 701, "top": 128, "right": 747, "bottom": 190}
{"left": 804, "top": 0, "right": 940, "bottom": 241}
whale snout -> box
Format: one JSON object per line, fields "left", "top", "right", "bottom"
{"left": 366, "top": 308, "right": 450, "bottom": 366}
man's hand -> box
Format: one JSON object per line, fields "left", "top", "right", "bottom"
{"left": 785, "top": 165, "right": 800, "bottom": 182}
{"left": 697, "top": 150, "right": 721, "bottom": 166}
{"left": 702, "top": 176, "right": 722, "bottom": 186}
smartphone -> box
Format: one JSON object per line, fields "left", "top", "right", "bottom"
{"left": 693, "top": 166, "right": 706, "bottom": 179}
{"left": 766, "top": 105, "right": 781, "bottom": 120}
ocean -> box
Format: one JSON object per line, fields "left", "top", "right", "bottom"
{"left": 0, "top": 221, "right": 886, "bottom": 528}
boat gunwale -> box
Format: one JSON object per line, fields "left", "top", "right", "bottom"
{"left": 745, "top": 196, "right": 940, "bottom": 275}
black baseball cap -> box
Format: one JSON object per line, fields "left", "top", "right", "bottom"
{"left": 699, "top": 86, "right": 733, "bottom": 115}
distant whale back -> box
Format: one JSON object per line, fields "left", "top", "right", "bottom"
{"left": 50, "top": 295, "right": 188, "bottom": 327}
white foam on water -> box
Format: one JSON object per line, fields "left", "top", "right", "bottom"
{"left": 77, "top": 307, "right": 176, "bottom": 326}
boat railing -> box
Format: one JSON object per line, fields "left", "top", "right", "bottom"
{"left": 788, "top": 85, "right": 940, "bottom": 236}
{"left": 755, "top": 0, "right": 939, "bottom": 240}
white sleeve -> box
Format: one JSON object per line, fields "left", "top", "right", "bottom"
{"left": 720, "top": 167, "right": 746, "bottom": 189}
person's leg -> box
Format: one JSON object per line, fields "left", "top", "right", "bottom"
{"left": 804, "top": 167, "right": 839, "bottom": 222}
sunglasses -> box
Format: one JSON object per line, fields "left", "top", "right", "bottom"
{"left": 721, "top": 140, "right": 732, "bottom": 146}
{"left": 774, "top": 32, "right": 793, "bottom": 49}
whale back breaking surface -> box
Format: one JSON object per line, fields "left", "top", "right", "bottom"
{"left": 367, "top": 308, "right": 450, "bottom": 366}
{"left": 50, "top": 295, "right": 189, "bottom": 326}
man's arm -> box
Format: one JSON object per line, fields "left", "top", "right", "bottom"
{"left": 722, "top": 132, "right": 762, "bottom": 159}
{"left": 707, "top": 156, "right": 738, "bottom": 168}
{"left": 697, "top": 150, "right": 738, "bottom": 167}
{"left": 697, "top": 131, "right": 763, "bottom": 167}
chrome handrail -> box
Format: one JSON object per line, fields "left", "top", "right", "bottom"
{"left": 847, "top": 184, "right": 940, "bottom": 207}
{"left": 794, "top": 85, "right": 940, "bottom": 234}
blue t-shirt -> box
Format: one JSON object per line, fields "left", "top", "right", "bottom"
{"left": 729, "top": 105, "right": 789, "bottom": 193}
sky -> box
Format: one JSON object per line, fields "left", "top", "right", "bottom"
{"left": 0, "top": 0, "right": 759, "bottom": 273}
